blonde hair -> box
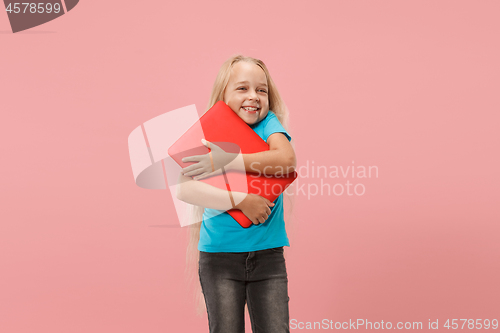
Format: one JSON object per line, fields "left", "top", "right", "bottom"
{"left": 184, "top": 54, "right": 296, "bottom": 315}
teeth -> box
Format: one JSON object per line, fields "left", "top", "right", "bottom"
{"left": 243, "top": 107, "right": 258, "bottom": 111}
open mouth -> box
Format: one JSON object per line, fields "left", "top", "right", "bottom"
{"left": 241, "top": 106, "right": 260, "bottom": 113}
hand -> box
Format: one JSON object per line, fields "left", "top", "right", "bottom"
{"left": 235, "top": 194, "right": 275, "bottom": 225}
{"left": 181, "top": 139, "right": 237, "bottom": 180}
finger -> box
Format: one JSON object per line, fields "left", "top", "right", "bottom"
{"left": 182, "top": 155, "right": 204, "bottom": 163}
{"left": 252, "top": 218, "right": 260, "bottom": 225}
{"left": 182, "top": 163, "right": 204, "bottom": 174}
{"left": 266, "top": 207, "right": 272, "bottom": 215}
{"left": 183, "top": 168, "right": 205, "bottom": 177}
{"left": 202, "top": 139, "right": 222, "bottom": 151}
{"left": 194, "top": 172, "right": 211, "bottom": 180}
{"left": 262, "top": 197, "right": 275, "bottom": 206}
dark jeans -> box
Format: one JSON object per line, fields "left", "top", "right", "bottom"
{"left": 199, "top": 247, "right": 290, "bottom": 333}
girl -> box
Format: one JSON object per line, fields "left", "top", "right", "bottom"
{"left": 177, "top": 55, "right": 296, "bottom": 333}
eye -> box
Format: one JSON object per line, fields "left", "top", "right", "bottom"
{"left": 237, "top": 87, "right": 247, "bottom": 90}
{"left": 259, "top": 89, "right": 268, "bottom": 93}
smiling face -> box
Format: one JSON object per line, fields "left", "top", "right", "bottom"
{"left": 223, "top": 61, "right": 270, "bottom": 125}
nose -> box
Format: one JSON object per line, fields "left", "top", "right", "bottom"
{"left": 248, "top": 90, "right": 259, "bottom": 102}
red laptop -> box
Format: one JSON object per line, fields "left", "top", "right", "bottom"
{"left": 168, "top": 101, "right": 297, "bottom": 228}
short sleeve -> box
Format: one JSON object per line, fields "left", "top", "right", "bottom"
{"left": 263, "top": 111, "right": 291, "bottom": 143}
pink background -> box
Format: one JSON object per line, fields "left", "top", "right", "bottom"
{"left": 1, "top": 1, "right": 499, "bottom": 332}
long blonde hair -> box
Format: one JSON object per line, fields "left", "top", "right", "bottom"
{"left": 184, "top": 54, "right": 296, "bottom": 315}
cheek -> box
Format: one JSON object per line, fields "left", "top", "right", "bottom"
{"left": 224, "top": 94, "right": 235, "bottom": 106}
{"left": 230, "top": 98, "right": 244, "bottom": 109}
{"left": 263, "top": 98, "right": 269, "bottom": 108}
{"left": 226, "top": 98, "right": 241, "bottom": 113}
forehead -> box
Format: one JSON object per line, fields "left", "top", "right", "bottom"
{"left": 228, "top": 61, "right": 267, "bottom": 85}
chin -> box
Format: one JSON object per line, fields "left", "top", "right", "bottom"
{"left": 235, "top": 112, "right": 257, "bottom": 124}
{"left": 240, "top": 118, "right": 254, "bottom": 125}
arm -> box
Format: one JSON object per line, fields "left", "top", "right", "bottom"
{"left": 182, "top": 133, "right": 296, "bottom": 179}
{"left": 176, "top": 174, "right": 275, "bottom": 224}
{"left": 232, "top": 132, "right": 297, "bottom": 176}
{"left": 176, "top": 173, "right": 243, "bottom": 211}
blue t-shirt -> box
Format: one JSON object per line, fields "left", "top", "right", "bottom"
{"left": 198, "top": 111, "right": 291, "bottom": 253}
